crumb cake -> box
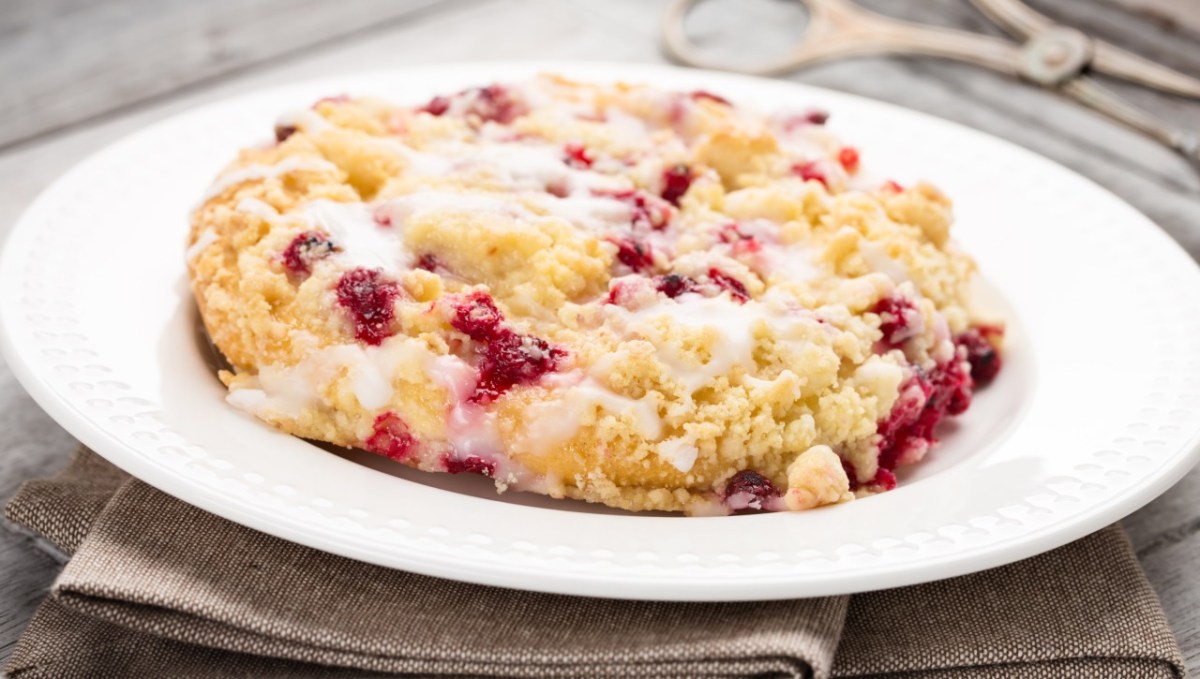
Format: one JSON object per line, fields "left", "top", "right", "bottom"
{"left": 187, "top": 75, "right": 1004, "bottom": 515}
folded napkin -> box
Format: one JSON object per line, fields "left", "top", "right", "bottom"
{"left": 3, "top": 449, "right": 1185, "bottom": 678}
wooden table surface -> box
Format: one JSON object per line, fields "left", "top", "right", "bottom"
{"left": 2, "top": 0, "right": 1199, "bottom": 672}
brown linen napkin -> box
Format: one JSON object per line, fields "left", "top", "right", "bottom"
{"left": 2, "top": 449, "right": 1185, "bottom": 678}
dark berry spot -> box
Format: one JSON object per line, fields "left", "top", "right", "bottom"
{"left": 475, "top": 330, "right": 565, "bottom": 403}
{"left": 723, "top": 470, "right": 780, "bottom": 512}
{"left": 447, "top": 291, "right": 566, "bottom": 402}
{"left": 449, "top": 290, "right": 505, "bottom": 341}
{"left": 691, "top": 90, "right": 731, "bottom": 105}
{"left": 416, "top": 253, "right": 441, "bottom": 272}
{"left": 660, "top": 164, "right": 693, "bottom": 207}
{"left": 717, "top": 223, "right": 762, "bottom": 254}
{"left": 838, "top": 146, "right": 860, "bottom": 172}
{"left": 841, "top": 458, "right": 861, "bottom": 491}
{"left": 469, "top": 84, "right": 524, "bottom": 124}
{"left": 420, "top": 95, "right": 451, "bottom": 116}
{"left": 610, "top": 236, "right": 654, "bottom": 273}
{"left": 423, "top": 85, "right": 523, "bottom": 124}
{"left": 604, "top": 287, "right": 623, "bottom": 306}
{"left": 876, "top": 355, "right": 975, "bottom": 474}
{"left": 941, "top": 356, "right": 974, "bottom": 416}
{"left": 876, "top": 377, "right": 930, "bottom": 472}
{"left": 444, "top": 454, "right": 496, "bottom": 477}
{"left": 792, "top": 161, "right": 829, "bottom": 187}
{"left": 707, "top": 268, "right": 749, "bottom": 303}
{"left": 335, "top": 268, "right": 401, "bottom": 346}
{"left": 870, "top": 467, "right": 897, "bottom": 491}
{"left": 274, "top": 125, "right": 297, "bottom": 143}
{"left": 655, "top": 273, "right": 698, "bottom": 299}
{"left": 418, "top": 85, "right": 525, "bottom": 124}
{"left": 780, "top": 109, "right": 829, "bottom": 131}
{"left": 282, "top": 231, "right": 338, "bottom": 277}
{"left": 563, "top": 143, "right": 593, "bottom": 169}
{"left": 872, "top": 296, "right": 922, "bottom": 349}
{"left": 955, "top": 326, "right": 1003, "bottom": 385}
{"left": 717, "top": 223, "right": 748, "bottom": 243}
{"left": 364, "top": 412, "right": 417, "bottom": 462}
{"left": 632, "top": 195, "right": 671, "bottom": 230}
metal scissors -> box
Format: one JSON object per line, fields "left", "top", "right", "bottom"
{"left": 661, "top": 0, "right": 1200, "bottom": 170}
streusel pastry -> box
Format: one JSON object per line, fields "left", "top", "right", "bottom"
{"left": 187, "top": 76, "right": 1003, "bottom": 515}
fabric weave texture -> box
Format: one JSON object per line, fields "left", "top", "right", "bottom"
{"left": 2, "top": 448, "right": 1185, "bottom": 678}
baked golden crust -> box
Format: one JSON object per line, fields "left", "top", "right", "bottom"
{"left": 187, "top": 75, "right": 1002, "bottom": 514}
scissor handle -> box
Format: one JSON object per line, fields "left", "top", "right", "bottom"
{"left": 662, "top": 0, "right": 1020, "bottom": 78}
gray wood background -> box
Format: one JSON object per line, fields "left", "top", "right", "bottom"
{"left": 1, "top": 0, "right": 1198, "bottom": 672}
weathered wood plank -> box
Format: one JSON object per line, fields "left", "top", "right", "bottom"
{"left": 0, "top": 0, "right": 663, "bottom": 663}
{"left": 1138, "top": 529, "right": 1200, "bottom": 671}
{"left": 0, "top": 0, "right": 668, "bottom": 226}
{"left": 0, "top": 371, "right": 77, "bottom": 661}
{"left": 1106, "top": 0, "right": 1200, "bottom": 35}
{"left": 0, "top": 0, "right": 471, "bottom": 149}
{"left": 1, "top": 0, "right": 1199, "bottom": 672}
{"left": 1127, "top": 465, "right": 1200, "bottom": 556}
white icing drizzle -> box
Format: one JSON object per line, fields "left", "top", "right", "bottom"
{"left": 479, "top": 143, "right": 629, "bottom": 194}
{"left": 377, "top": 190, "right": 531, "bottom": 225}
{"left": 427, "top": 355, "right": 504, "bottom": 460}
{"left": 230, "top": 196, "right": 412, "bottom": 275}
{"left": 619, "top": 294, "right": 763, "bottom": 393}
{"left": 540, "top": 194, "right": 634, "bottom": 233}
{"left": 467, "top": 143, "right": 574, "bottom": 191}
{"left": 656, "top": 436, "right": 699, "bottom": 473}
{"left": 365, "top": 136, "right": 639, "bottom": 234}
{"left": 346, "top": 340, "right": 430, "bottom": 409}
{"left": 304, "top": 199, "right": 412, "bottom": 275}
{"left": 860, "top": 240, "right": 911, "bottom": 283}
{"left": 202, "top": 156, "right": 339, "bottom": 201}
{"left": 770, "top": 111, "right": 840, "bottom": 160}
{"left": 224, "top": 339, "right": 557, "bottom": 488}
{"left": 518, "top": 373, "right": 662, "bottom": 455}
{"left": 707, "top": 218, "right": 825, "bottom": 285}
{"left": 611, "top": 293, "right": 822, "bottom": 394}
{"left": 225, "top": 337, "right": 434, "bottom": 417}
{"left": 603, "top": 106, "right": 651, "bottom": 141}
{"left": 185, "top": 229, "right": 218, "bottom": 262}
{"left": 425, "top": 353, "right": 550, "bottom": 493}
{"left": 226, "top": 362, "right": 319, "bottom": 418}
{"left": 225, "top": 387, "right": 269, "bottom": 416}
{"left": 235, "top": 197, "right": 280, "bottom": 219}
{"left": 366, "top": 137, "right": 457, "bottom": 176}
{"left": 759, "top": 241, "right": 824, "bottom": 285}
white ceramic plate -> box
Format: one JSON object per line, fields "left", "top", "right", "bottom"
{"left": 4, "top": 62, "right": 1200, "bottom": 600}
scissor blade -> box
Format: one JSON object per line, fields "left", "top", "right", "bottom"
{"left": 1062, "top": 77, "right": 1200, "bottom": 174}
{"left": 1093, "top": 43, "right": 1200, "bottom": 99}
{"left": 970, "top": 0, "right": 1200, "bottom": 98}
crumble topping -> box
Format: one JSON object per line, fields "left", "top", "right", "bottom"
{"left": 187, "top": 75, "right": 1004, "bottom": 514}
